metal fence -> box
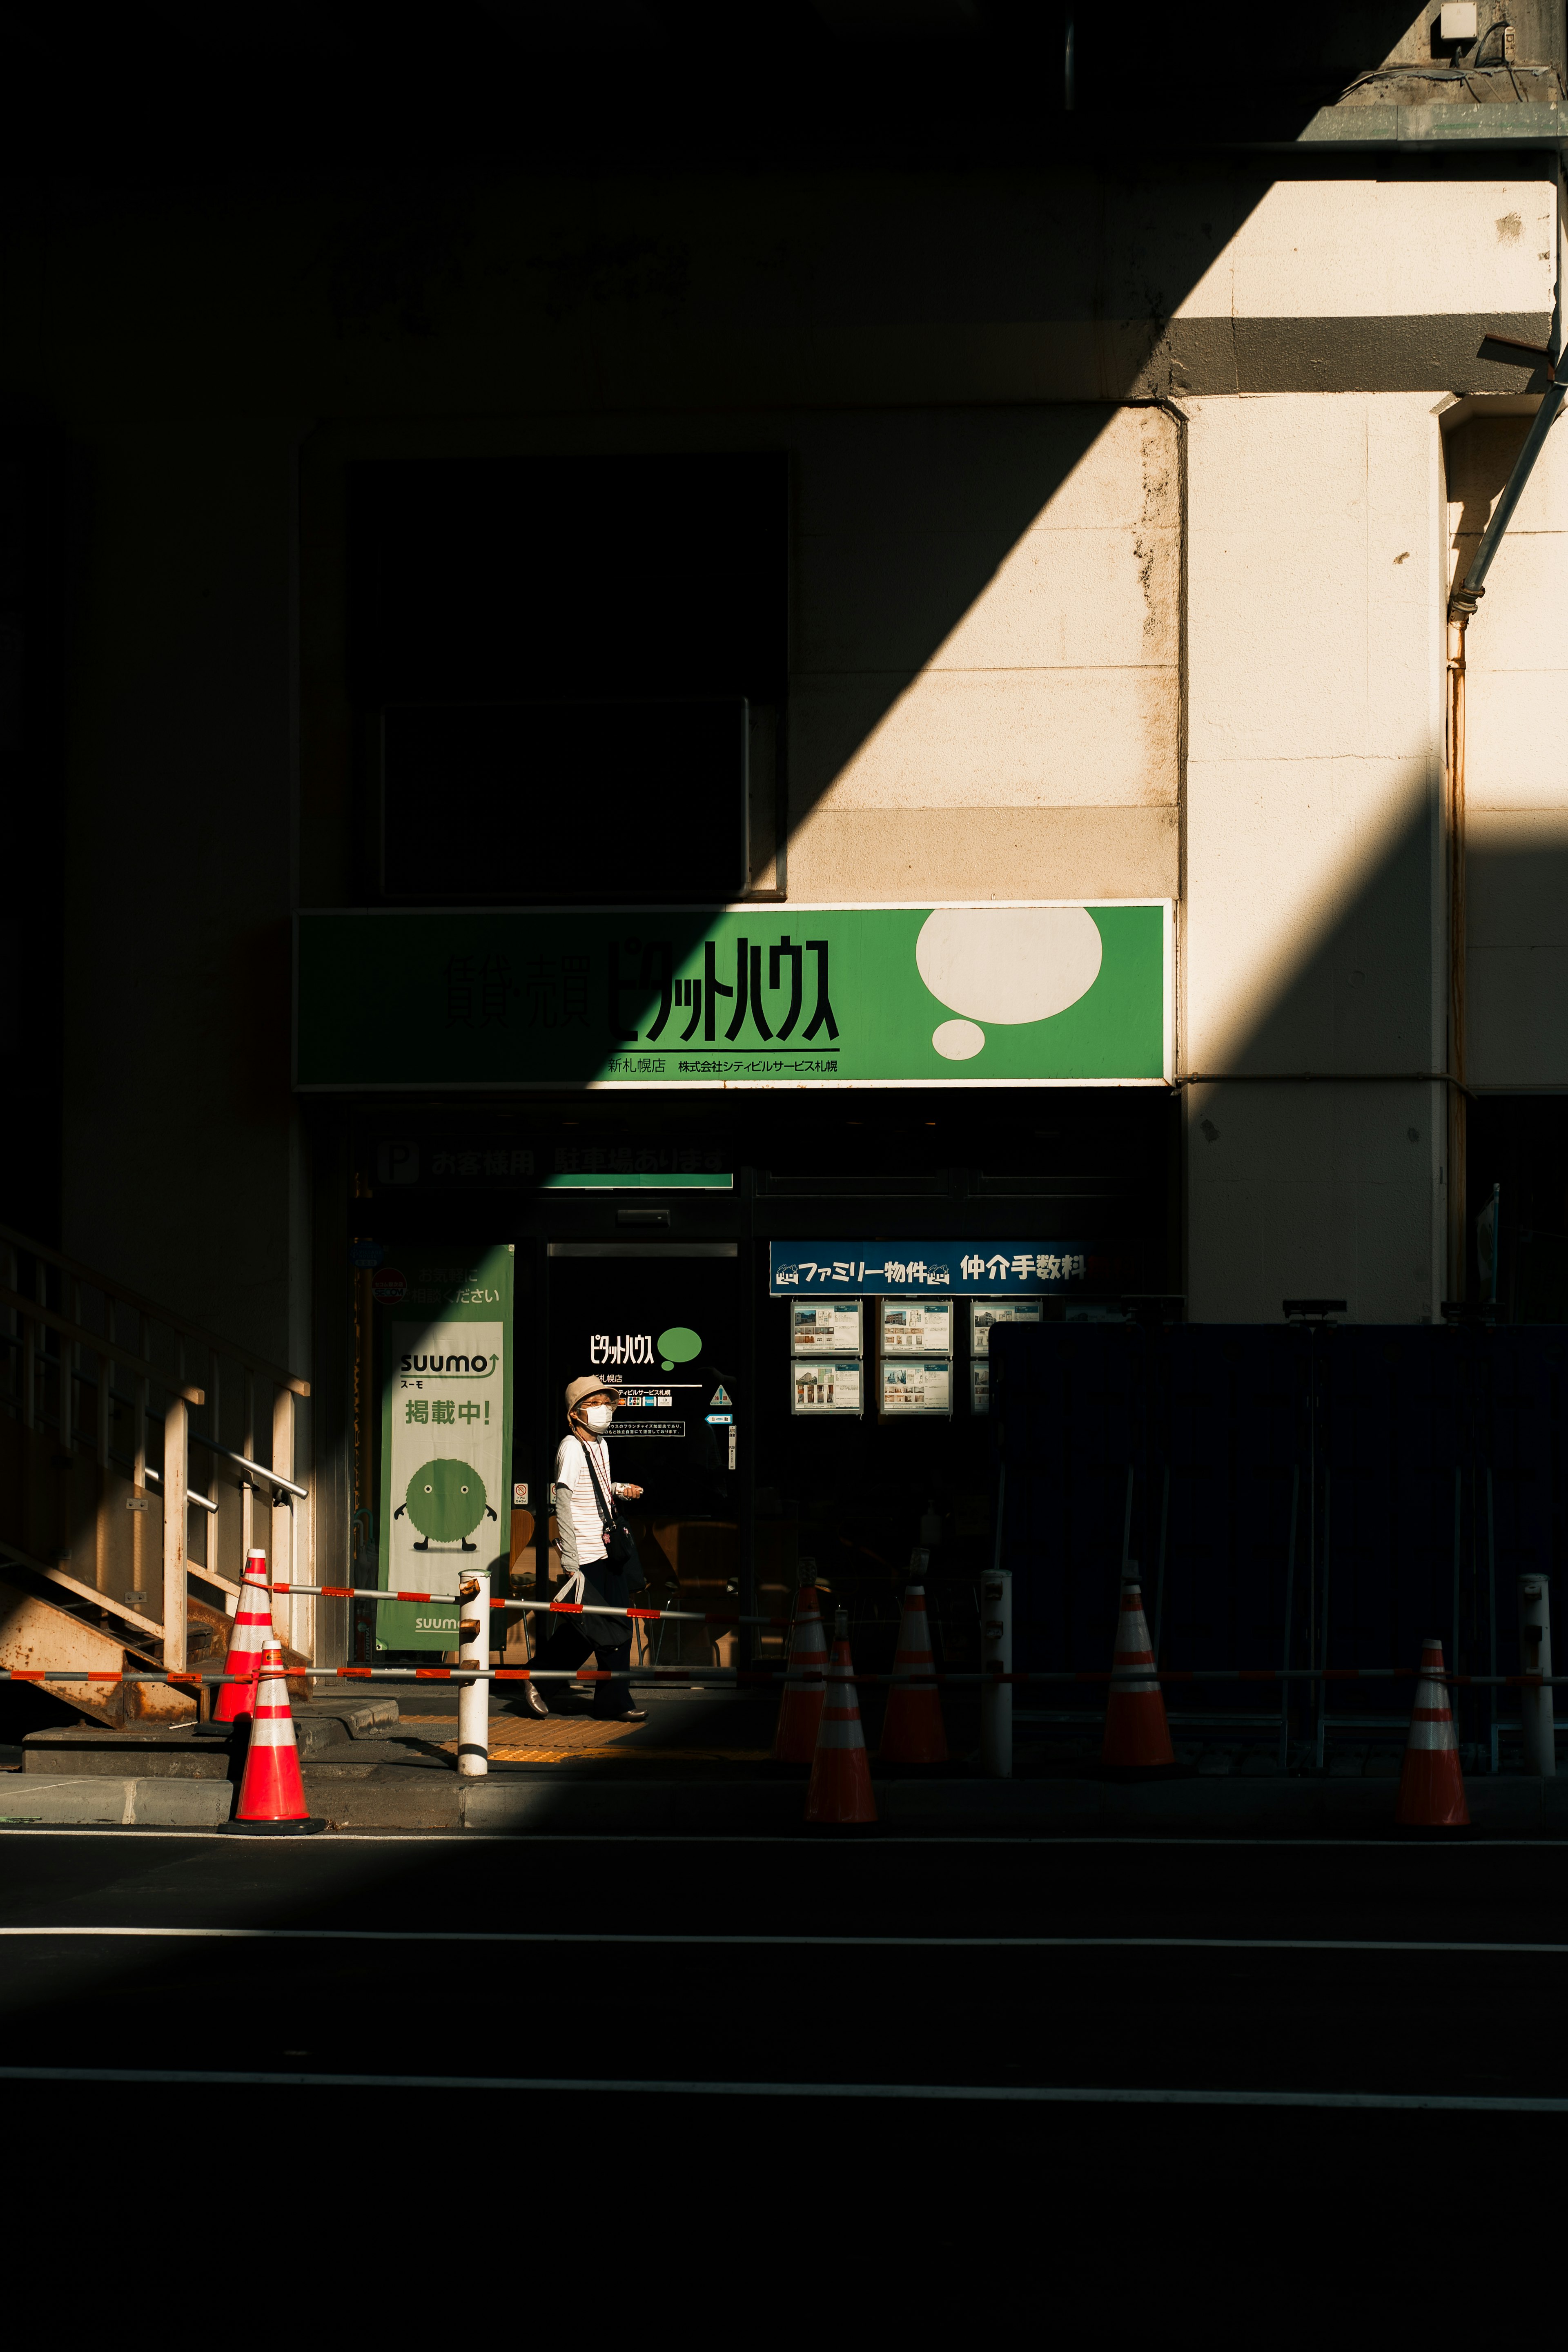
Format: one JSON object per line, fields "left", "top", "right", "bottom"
{"left": 991, "top": 1320, "right": 1568, "bottom": 1766}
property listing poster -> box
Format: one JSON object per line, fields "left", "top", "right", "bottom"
{"left": 791, "top": 1301, "right": 863, "bottom": 1355}
{"left": 792, "top": 1359, "right": 862, "bottom": 1416}
{"left": 376, "top": 1245, "right": 513, "bottom": 1651}
{"left": 880, "top": 1299, "right": 953, "bottom": 1354}
{"left": 969, "top": 1299, "right": 1044, "bottom": 1355}
{"left": 880, "top": 1360, "right": 952, "bottom": 1417}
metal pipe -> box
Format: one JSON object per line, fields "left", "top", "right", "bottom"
{"left": 1518, "top": 1576, "right": 1556, "bottom": 1777}
{"left": 141, "top": 1465, "right": 218, "bottom": 1514}
{"left": 980, "top": 1567, "right": 1013, "bottom": 1778}
{"left": 1446, "top": 607, "right": 1470, "bottom": 1293}
{"left": 187, "top": 1427, "right": 307, "bottom": 1500}
{"left": 1451, "top": 386, "right": 1568, "bottom": 617}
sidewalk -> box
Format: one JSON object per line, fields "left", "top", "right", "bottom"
{"left": 4, "top": 1685, "right": 1566, "bottom": 1833}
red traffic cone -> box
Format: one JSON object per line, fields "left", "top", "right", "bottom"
{"left": 879, "top": 1582, "right": 948, "bottom": 1763}
{"left": 212, "top": 1548, "right": 274, "bottom": 1726}
{"left": 1396, "top": 1636, "right": 1470, "bottom": 1828}
{"left": 773, "top": 1580, "right": 830, "bottom": 1763}
{"left": 1102, "top": 1572, "right": 1174, "bottom": 1770}
{"left": 806, "top": 1614, "right": 878, "bottom": 1825}
{"left": 231, "top": 1643, "right": 318, "bottom": 1833}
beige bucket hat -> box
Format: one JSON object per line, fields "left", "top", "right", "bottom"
{"left": 564, "top": 1373, "right": 624, "bottom": 1417}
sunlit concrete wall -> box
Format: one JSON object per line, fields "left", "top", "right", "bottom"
{"left": 1183, "top": 392, "right": 1449, "bottom": 1322}
{"left": 786, "top": 405, "right": 1179, "bottom": 902}
{"left": 1449, "top": 404, "right": 1568, "bottom": 1088}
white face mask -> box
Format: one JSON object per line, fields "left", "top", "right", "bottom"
{"left": 583, "top": 1404, "right": 615, "bottom": 1431}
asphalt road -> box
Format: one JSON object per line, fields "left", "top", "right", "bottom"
{"left": 3, "top": 1826, "right": 1560, "bottom": 2322}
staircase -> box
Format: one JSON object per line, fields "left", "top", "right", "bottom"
{"left": 0, "top": 1225, "right": 312, "bottom": 1726}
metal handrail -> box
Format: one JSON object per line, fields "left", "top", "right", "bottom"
{"left": 0, "top": 1286, "right": 205, "bottom": 1405}
{"left": 0, "top": 1222, "right": 310, "bottom": 1397}
{"left": 185, "top": 1428, "right": 307, "bottom": 1500}
{"left": 141, "top": 1466, "right": 218, "bottom": 1514}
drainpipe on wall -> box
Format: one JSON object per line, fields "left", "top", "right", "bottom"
{"left": 1445, "top": 195, "right": 1568, "bottom": 1295}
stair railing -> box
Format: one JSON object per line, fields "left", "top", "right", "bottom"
{"left": 0, "top": 1224, "right": 312, "bottom": 1670}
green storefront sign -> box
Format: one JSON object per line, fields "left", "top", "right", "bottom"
{"left": 297, "top": 903, "right": 1170, "bottom": 1089}
{"left": 377, "top": 1246, "right": 513, "bottom": 1652}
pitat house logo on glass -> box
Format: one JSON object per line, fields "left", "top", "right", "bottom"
{"left": 590, "top": 1326, "right": 704, "bottom": 1373}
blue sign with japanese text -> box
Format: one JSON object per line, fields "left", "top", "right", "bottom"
{"left": 768, "top": 1242, "right": 1089, "bottom": 1297}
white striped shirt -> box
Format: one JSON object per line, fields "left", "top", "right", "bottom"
{"left": 553, "top": 1432, "right": 612, "bottom": 1571}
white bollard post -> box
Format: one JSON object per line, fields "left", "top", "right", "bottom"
{"left": 980, "top": 1567, "right": 1012, "bottom": 1779}
{"left": 456, "top": 1575, "right": 490, "bottom": 1779}
{"left": 1518, "top": 1575, "right": 1555, "bottom": 1779}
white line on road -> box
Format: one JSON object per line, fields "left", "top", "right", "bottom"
{"left": 2, "top": 1926, "right": 1566, "bottom": 1954}
{"left": 0, "top": 2064, "right": 1564, "bottom": 2111}
{"left": 3, "top": 1827, "right": 1568, "bottom": 1850}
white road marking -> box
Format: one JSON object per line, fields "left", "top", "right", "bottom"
{"left": 0, "top": 1926, "right": 1565, "bottom": 1953}
{"left": 0, "top": 2065, "right": 1562, "bottom": 2111}
{"left": 2, "top": 1826, "right": 1568, "bottom": 1849}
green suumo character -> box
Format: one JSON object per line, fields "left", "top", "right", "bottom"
{"left": 392, "top": 1456, "right": 498, "bottom": 1552}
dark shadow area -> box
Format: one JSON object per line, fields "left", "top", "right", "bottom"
{"left": 352, "top": 455, "right": 784, "bottom": 903}
{"left": 994, "top": 1318, "right": 1568, "bottom": 1765}
{"left": 0, "top": 2073, "right": 1551, "bottom": 2326}
{"left": 1469, "top": 1095, "right": 1568, "bottom": 1319}
{"left": 0, "top": 7, "right": 1443, "bottom": 173}
{"left": 0, "top": 444, "right": 67, "bottom": 1248}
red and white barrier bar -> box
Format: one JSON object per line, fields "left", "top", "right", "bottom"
{"left": 3, "top": 1665, "right": 1565, "bottom": 1688}
{"left": 265, "top": 1581, "right": 792, "bottom": 1629}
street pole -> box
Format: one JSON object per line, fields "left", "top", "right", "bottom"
{"left": 1518, "top": 1575, "right": 1555, "bottom": 1778}
{"left": 457, "top": 1573, "right": 489, "bottom": 1777}
{"left": 980, "top": 1565, "right": 1012, "bottom": 1779}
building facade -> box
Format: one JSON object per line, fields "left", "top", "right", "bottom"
{"left": 5, "top": 3, "right": 1568, "bottom": 1659}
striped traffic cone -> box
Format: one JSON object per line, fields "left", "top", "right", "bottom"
{"left": 773, "top": 1579, "right": 830, "bottom": 1763}
{"left": 879, "top": 1583, "right": 948, "bottom": 1763}
{"left": 1102, "top": 1571, "right": 1174, "bottom": 1770}
{"left": 230, "top": 1644, "right": 319, "bottom": 1833}
{"left": 212, "top": 1548, "right": 274, "bottom": 1726}
{"left": 805, "top": 1613, "right": 878, "bottom": 1825}
{"left": 1395, "top": 1636, "right": 1470, "bottom": 1828}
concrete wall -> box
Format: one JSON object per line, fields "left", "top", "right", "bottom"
{"left": 1449, "top": 403, "right": 1568, "bottom": 1089}
{"left": 1183, "top": 392, "right": 1448, "bottom": 1323}
{"left": 787, "top": 405, "right": 1179, "bottom": 901}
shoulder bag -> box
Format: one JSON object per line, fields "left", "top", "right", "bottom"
{"left": 580, "top": 1438, "right": 647, "bottom": 1593}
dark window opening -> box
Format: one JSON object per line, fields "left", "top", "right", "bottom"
{"left": 347, "top": 454, "right": 787, "bottom": 906}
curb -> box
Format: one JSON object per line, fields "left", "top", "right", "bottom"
{"left": 4, "top": 1770, "right": 1564, "bottom": 1835}
{"left": 0, "top": 1776, "right": 236, "bottom": 1827}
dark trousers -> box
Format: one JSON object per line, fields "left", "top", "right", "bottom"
{"left": 532, "top": 1622, "right": 635, "bottom": 1717}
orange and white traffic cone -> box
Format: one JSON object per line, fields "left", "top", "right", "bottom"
{"left": 879, "top": 1583, "right": 948, "bottom": 1763}
{"left": 773, "top": 1580, "right": 830, "bottom": 1763}
{"left": 1395, "top": 1636, "right": 1470, "bottom": 1828}
{"left": 805, "top": 1613, "right": 877, "bottom": 1825}
{"left": 1102, "top": 1572, "right": 1174, "bottom": 1770}
{"left": 212, "top": 1548, "right": 274, "bottom": 1726}
{"left": 230, "top": 1644, "right": 318, "bottom": 1833}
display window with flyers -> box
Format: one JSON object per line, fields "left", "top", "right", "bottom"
{"left": 339, "top": 1081, "right": 1172, "bottom": 1664}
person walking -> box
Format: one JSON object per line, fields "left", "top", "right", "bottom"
{"left": 521, "top": 1376, "right": 647, "bottom": 1721}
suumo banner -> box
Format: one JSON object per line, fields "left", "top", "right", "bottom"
{"left": 296, "top": 902, "right": 1170, "bottom": 1090}
{"left": 376, "top": 1246, "right": 513, "bottom": 1652}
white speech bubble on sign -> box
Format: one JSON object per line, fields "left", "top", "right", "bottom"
{"left": 916, "top": 907, "right": 1103, "bottom": 1059}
